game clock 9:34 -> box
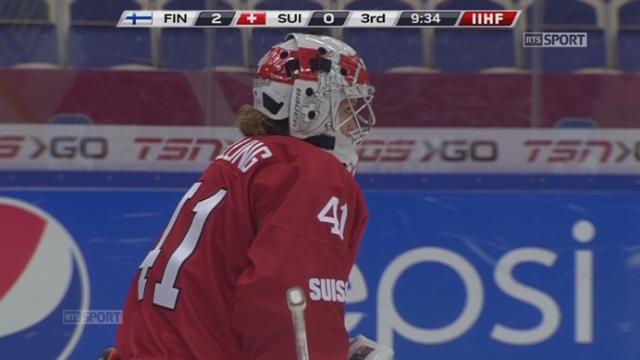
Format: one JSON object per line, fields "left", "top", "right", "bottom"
{"left": 396, "top": 11, "right": 460, "bottom": 27}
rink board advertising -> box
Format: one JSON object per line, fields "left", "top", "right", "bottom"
{"left": 1, "top": 126, "right": 639, "bottom": 359}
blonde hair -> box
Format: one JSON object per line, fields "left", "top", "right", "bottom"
{"left": 237, "top": 105, "right": 288, "bottom": 136}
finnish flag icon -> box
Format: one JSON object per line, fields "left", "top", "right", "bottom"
{"left": 120, "top": 11, "right": 153, "bottom": 26}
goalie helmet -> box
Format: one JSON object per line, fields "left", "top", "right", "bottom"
{"left": 253, "top": 33, "right": 376, "bottom": 172}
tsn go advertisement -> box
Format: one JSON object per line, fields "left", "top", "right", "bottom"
{"left": 1, "top": 125, "right": 640, "bottom": 173}
{"left": 1, "top": 125, "right": 640, "bottom": 359}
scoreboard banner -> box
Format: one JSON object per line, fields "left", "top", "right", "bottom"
{"left": 117, "top": 10, "right": 521, "bottom": 28}
{"left": 1, "top": 125, "right": 640, "bottom": 174}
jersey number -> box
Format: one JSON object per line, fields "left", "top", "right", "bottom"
{"left": 137, "top": 182, "right": 227, "bottom": 309}
{"left": 317, "top": 196, "right": 348, "bottom": 240}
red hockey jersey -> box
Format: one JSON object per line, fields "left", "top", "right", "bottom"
{"left": 117, "top": 135, "right": 369, "bottom": 359}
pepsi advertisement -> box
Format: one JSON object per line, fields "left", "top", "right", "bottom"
{"left": 1, "top": 173, "right": 639, "bottom": 359}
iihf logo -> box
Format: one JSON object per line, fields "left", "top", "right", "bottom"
{"left": 0, "top": 197, "right": 90, "bottom": 358}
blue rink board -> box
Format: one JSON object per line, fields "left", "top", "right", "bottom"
{"left": 1, "top": 171, "right": 640, "bottom": 359}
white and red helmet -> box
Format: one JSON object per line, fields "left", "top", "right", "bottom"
{"left": 253, "top": 33, "right": 376, "bottom": 172}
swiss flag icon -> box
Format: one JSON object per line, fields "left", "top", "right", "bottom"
{"left": 237, "top": 12, "right": 266, "bottom": 25}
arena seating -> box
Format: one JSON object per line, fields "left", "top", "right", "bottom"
{"left": 0, "top": 0, "right": 638, "bottom": 73}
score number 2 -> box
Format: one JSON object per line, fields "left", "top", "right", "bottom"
{"left": 137, "top": 182, "right": 227, "bottom": 309}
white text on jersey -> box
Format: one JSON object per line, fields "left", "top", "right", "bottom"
{"left": 309, "top": 278, "right": 347, "bottom": 303}
{"left": 217, "top": 138, "right": 272, "bottom": 173}
{"left": 318, "top": 196, "right": 348, "bottom": 240}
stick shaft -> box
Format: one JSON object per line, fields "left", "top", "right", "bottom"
{"left": 291, "top": 309, "right": 310, "bottom": 360}
{"left": 287, "top": 286, "right": 310, "bottom": 360}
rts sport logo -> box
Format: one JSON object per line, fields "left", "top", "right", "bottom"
{"left": 0, "top": 197, "right": 90, "bottom": 359}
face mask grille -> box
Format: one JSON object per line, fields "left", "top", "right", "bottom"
{"left": 335, "top": 85, "right": 376, "bottom": 146}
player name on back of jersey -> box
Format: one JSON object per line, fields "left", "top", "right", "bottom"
{"left": 118, "top": 10, "right": 521, "bottom": 28}
{"left": 216, "top": 138, "right": 272, "bottom": 173}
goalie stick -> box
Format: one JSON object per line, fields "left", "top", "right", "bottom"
{"left": 287, "top": 286, "right": 310, "bottom": 360}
